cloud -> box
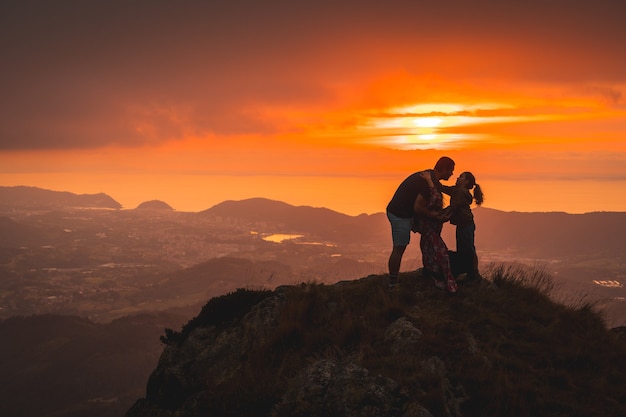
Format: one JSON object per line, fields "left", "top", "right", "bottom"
{"left": 1, "top": 0, "right": 625, "bottom": 150}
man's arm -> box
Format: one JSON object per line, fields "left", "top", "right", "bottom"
{"left": 414, "top": 193, "right": 448, "bottom": 221}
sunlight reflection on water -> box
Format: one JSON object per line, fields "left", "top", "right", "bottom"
{"left": 593, "top": 280, "right": 624, "bottom": 288}
{"left": 262, "top": 233, "right": 303, "bottom": 243}
{"left": 259, "top": 233, "right": 338, "bottom": 248}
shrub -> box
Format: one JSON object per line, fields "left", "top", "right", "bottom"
{"left": 160, "top": 288, "right": 273, "bottom": 345}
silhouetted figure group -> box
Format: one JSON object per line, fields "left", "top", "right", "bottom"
{"left": 386, "top": 156, "right": 484, "bottom": 291}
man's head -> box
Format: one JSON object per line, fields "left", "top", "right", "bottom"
{"left": 433, "top": 156, "right": 455, "bottom": 181}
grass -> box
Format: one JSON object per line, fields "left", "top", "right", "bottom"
{"left": 160, "top": 288, "right": 274, "bottom": 346}
{"left": 155, "top": 265, "right": 626, "bottom": 417}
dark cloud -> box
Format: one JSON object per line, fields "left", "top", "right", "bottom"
{"left": 1, "top": 0, "right": 625, "bottom": 150}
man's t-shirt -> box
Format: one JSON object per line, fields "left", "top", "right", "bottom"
{"left": 386, "top": 170, "right": 434, "bottom": 218}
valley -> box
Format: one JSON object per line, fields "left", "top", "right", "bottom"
{"left": 1, "top": 201, "right": 625, "bottom": 326}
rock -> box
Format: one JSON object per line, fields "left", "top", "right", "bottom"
{"left": 610, "top": 326, "right": 626, "bottom": 341}
{"left": 420, "top": 357, "right": 467, "bottom": 417}
{"left": 384, "top": 317, "right": 423, "bottom": 354}
{"left": 272, "top": 359, "right": 400, "bottom": 417}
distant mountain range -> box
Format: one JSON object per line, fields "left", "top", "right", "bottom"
{"left": 204, "top": 197, "right": 626, "bottom": 258}
{"left": 2, "top": 186, "right": 626, "bottom": 259}
{"left": 203, "top": 197, "right": 388, "bottom": 245}
{"left": 0, "top": 187, "right": 175, "bottom": 211}
{"left": 0, "top": 186, "right": 122, "bottom": 209}
{"left": 471, "top": 207, "right": 626, "bottom": 258}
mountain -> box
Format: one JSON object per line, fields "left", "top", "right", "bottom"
{"left": 0, "top": 311, "right": 191, "bottom": 417}
{"left": 0, "top": 186, "right": 121, "bottom": 209}
{"left": 202, "top": 197, "right": 388, "bottom": 244}
{"left": 1, "top": 193, "right": 625, "bottom": 417}
{"left": 470, "top": 207, "right": 626, "bottom": 257}
{"left": 126, "top": 269, "right": 626, "bottom": 417}
{"left": 135, "top": 200, "right": 174, "bottom": 210}
{"left": 202, "top": 197, "right": 626, "bottom": 257}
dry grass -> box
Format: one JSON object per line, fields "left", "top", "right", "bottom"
{"left": 164, "top": 265, "right": 626, "bottom": 417}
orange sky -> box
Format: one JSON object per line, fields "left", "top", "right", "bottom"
{"left": 1, "top": 1, "right": 626, "bottom": 214}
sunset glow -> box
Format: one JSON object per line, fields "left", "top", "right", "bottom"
{"left": 1, "top": 1, "right": 626, "bottom": 214}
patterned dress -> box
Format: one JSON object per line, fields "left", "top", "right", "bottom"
{"left": 419, "top": 186, "right": 458, "bottom": 293}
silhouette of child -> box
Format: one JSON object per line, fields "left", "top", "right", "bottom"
{"left": 442, "top": 172, "right": 484, "bottom": 282}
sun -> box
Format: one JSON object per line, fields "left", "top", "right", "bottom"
{"left": 413, "top": 117, "right": 443, "bottom": 128}
{"left": 353, "top": 102, "right": 509, "bottom": 149}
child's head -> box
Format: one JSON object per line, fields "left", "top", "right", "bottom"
{"left": 460, "top": 172, "right": 476, "bottom": 189}
{"left": 460, "top": 172, "right": 484, "bottom": 205}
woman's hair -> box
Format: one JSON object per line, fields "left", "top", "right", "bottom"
{"left": 462, "top": 172, "right": 484, "bottom": 206}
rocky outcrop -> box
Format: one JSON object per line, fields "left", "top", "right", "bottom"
{"left": 138, "top": 291, "right": 286, "bottom": 413}
{"left": 125, "top": 271, "right": 626, "bottom": 417}
{"left": 125, "top": 278, "right": 470, "bottom": 417}
{"left": 272, "top": 360, "right": 401, "bottom": 417}
{"left": 384, "top": 317, "right": 423, "bottom": 354}
{"left": 610, "top": 325, "right": 626, "bottom": 340}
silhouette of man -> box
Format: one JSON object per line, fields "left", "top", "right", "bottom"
{"left": 386, "top": 156, "right": 455, "bottom": 287}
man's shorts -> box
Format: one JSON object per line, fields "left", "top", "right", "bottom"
{"left": 387, "top": 211, "right": 413, "bottom": 246}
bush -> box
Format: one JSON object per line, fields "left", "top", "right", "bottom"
{"left": 160, "top": 288, "right": 273, "bottom": 346}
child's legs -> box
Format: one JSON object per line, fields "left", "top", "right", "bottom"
{"left": 456, "top": 224, "right": 476, "bottom": 254}
{"left": 456, "top": 224, "right": 476, "bottom": 273}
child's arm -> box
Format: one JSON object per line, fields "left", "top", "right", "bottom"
{"left": 449, "top": 188, "right": 471, "bottom": 210}
{"left": 440, "top": 185, "right": 455, "bottom": 196}
{"left": 440, "top": 186, "right": 464, "bottom": 221}
{"left": 417, "top": 172, "right": 449, "bottom": 221}
{"left": 414, "top": 193, "right": 441, "bottom": 221}
{"left": 420, "top": 171, "right": 434, "bottom": 188}
{"left": 420, "top": 172, "right": 439, "bottom": 208}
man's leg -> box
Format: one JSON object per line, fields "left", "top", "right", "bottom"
{"left": 388, "top": 245, "right": 406, "bottom": 286}
{"left": 387, "top": 212, "right": 411, "bottom": 287}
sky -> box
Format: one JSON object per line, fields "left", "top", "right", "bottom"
{"left": 1, "top": 0, "right": 626, "bottom": 215}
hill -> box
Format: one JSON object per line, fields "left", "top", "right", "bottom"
{"left": 202, "top": 197, "right": 387, "bottom": 244}
{"left": 0, "top": 186, "right": 121, "bottom": 209}
{"left": 0, "top": 311, "right": 191, "bottom": 417}
{"left": 204, "top": 198, "right": 626, "bottom": 258}
{"left": 136, "top": 200, "right": 174, "bottom": 210}
{"left": 471, "top": 207, "right": 626, "bottom": 257}
{"left": 126, "top": 266, "right": 626, "bottom": 417}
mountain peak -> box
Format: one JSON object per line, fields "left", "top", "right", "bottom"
{"left": 0, "top": 186, "right": 121, "bottom": 209}
{"left": 126, "top": 267, "right": 626, "bottom": 417}
{"left": 135, "top": 200, "right": 174, "bottom": 210}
